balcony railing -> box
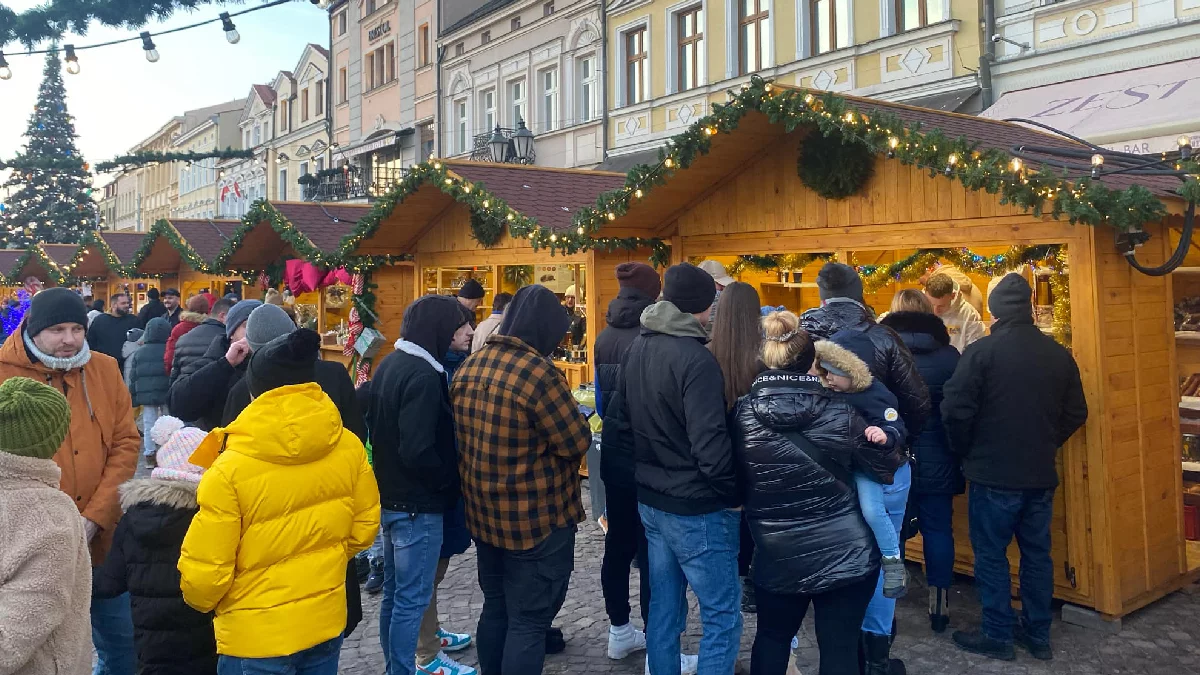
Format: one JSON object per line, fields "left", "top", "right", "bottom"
{"left": 300, "top": 165, "right": 409, "bottom": 202}
{"left": 469, "top": 127, "right": 536, "bottom": 164}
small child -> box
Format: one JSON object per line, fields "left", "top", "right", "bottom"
{"left": 0, "top": 377, "right": 92, "bottom": 675}
{"left": 95, "top": 415, "right": 217, "bottom": 675}
{"left": 812, "top": 331, "right": 912, "bottom": 598}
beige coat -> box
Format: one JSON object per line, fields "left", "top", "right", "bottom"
{"left": 0, "top": 452, "right": 93, "bottom": 675}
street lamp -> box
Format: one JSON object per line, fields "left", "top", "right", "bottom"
{"left": 488, "top": 126, "right": 509, "bottom": 163}
{"left": 512, "top": 119, "right": 535, "bottom": 163}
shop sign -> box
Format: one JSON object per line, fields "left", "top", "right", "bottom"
{"left": 368, "top": 21, "right": 391, "bottom": 42}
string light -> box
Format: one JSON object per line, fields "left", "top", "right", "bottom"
{"left": 1180, "top": 135, "right": 1193, "bottom": 161}
{"left": 1090, "top": 153, "right": 1104, "bottom": 179}
{"left": 220, "top": 12, "right": 241, "bottom": 44}
{"left": 0, "top": 52, "right": 9, "bottom": 80}
{"left": 141, "top": 32, "right": 159, "bottom": 62}
{"left": 63, "top": 45, "right": 80, "bottom": 74}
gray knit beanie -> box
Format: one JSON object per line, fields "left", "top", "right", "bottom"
{"left": 225, "top": 299, "right": 263, "bottom": 339}
{"left": 245, "top": 304, "right": 297, "bottom": 352}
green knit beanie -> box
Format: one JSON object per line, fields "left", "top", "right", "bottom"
{"left": 0, "top": 377, "right": 71, "bottom": 459}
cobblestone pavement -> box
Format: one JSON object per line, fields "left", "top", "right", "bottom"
{"left": 341, "top": 483, "right": 1200, "bottom": 675}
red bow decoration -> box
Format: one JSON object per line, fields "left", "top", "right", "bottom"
{"left": 284, "top": 259, "right": 353, "bottom": 295}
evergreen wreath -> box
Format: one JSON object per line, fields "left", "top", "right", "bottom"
{"left": 797, "top": 131, "right": 875, "bottom": 199}
{"left": 469, "top": 210, "right": 507, "bottom": 247}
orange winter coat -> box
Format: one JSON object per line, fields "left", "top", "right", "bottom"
{"left": 0, "top": 329, "right": 141, "bottom": 565}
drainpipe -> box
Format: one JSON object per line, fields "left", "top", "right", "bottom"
{"left": 435, "top": 44, "right": 448, "bottom": 157}
{"left": 327, "top": 4, "right": 334, "bottom": 168}
{"left": 980, "top": 0, "right": 996, "bottom": 110}
{"left": 600, "top": 0, "right": 609, "bottom": 161}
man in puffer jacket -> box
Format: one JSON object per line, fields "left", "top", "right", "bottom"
{"left": 163, "top": 295, "right": 211, "bottom": 375}
{"left": 95, "top": 416, "right": 216, "bottom": 675}
{"left": 167, "top": 299, "right": 260, "bottom": 430}
{"left": 127, "top": 318, "right": 172, "bottom": 461}
{"left": 0, "top": 377, "right": 93, "bottom": 675}
{"left": 799, "top": 262, "right": 931, "bottom": 437}
{"left": 169, "top": 297, "right": 235, "bottom": 382}
{"left": 179, "top": 330, "right": 380, "bottom": 670}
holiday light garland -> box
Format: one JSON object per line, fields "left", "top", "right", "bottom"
{"left": 122, "top": 219, "right": 214, "bottom": 276}
{"left": 337, "top": 161, "right": 671, "bottom": 267}
{"left": 3, "top": 244, "right": 67, "bottom": 285}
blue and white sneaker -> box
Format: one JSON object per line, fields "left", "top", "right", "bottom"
{"left": 417, "top": 651, "right": 477, "bottom": 675}
{"left": 438, "top": 628, "right": 472, "bottom": 653}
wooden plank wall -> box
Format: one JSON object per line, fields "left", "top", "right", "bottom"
{"left": 367, "top": 263, "right": 415, "bottom": 366}
{"left": 1093, "top": 222, "right": 1186, "bottom": 609}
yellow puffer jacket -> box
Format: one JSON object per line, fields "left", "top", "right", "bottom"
{"left": 178, "top": 383, "right": 380, "bottom": 658}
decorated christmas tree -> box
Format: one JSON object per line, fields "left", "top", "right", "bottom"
{"left": 0, "top": 49, "right": 96, "bottom": 249}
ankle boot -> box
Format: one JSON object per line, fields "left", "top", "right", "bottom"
{"left": 929, "top": 587, "right": 950, "bottom": 633}
{"left": 861, "top": 632, "right": 905, "bottom": 675}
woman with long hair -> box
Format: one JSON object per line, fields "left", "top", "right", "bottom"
{"left": 881, "top": 289, "right": 961, "bottom": 633}
{"left": 708, "top": 281, "right": 764, "bottom": 611}
{"left": 732, "top": 311, "right": 903, "bottom": 675}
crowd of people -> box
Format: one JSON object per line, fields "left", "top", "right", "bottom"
{"left": 0, "top": 257, "right": 1088, "bottom": 675}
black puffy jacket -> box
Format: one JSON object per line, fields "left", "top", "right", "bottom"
{"left": 169, "top": 318, "right": 226, "bottom": 382}
{"left": 800, "top": 299, "right": 930, "bottom": 437}
{"left": 880, "top": 311, "right": 963, "bottom": 495}
{"left": 94, "top": 479, "right": 217, "bottom": 675}
{"left": 596, "top": 288, "right": 654, "bottom": 490}
{"left": 733, "top": 370, "right": 891, "bottom": 595}
{"left": 127, "top": 318, "right": 172, "bottom": 407}
{"left": 622, "top": 301, "right": 739, "bottom": 515}
{"left": 167, "top": 334, "right": 240, "bottom": 430}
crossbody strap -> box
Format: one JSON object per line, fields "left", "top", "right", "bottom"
{"left": 780, "top": 429, "right": 855, "bottom": 488}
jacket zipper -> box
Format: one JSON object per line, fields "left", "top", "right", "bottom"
{"left": 48, "top": 372, "right": 78, "bottom": 504}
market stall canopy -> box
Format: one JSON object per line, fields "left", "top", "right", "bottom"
{"left": 40, "top": 243, "right": 78, "bottom": 268}
{"left": 981, "top": 58, "right": 1200, "bottom": 156}
{"left": 99, "top": 232, "right": 148, "bottom": 269}
{"left": 343, "top": 161, "right": 627, "bottom": 256}
{"left": 218, "top": 201, "right": 367, "bottom": 271}
{"left": 168, "top": 219, "right": 241, "bottom": 269}
{"left": 1, "top": 245, "right": 64, "bottom": 285}
{"left": 0, "top": 249, "right": 27, "bottom": 283}
{"left": 603, "top": 83, "right": 1185, "bottom": 239}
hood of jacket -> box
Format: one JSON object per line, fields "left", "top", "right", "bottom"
{"left": 193, "top": 382, "right": 344, "bottom": 468}
{"left": 747, "top": 371, "right": 836, "bottom": 431}
{"left": 142, "top": 317, "right": 172, "bottom": 344}
{"left": 640, "top": 300, "right": 709, "bottom": 340}
{"left": 498, "top": 284, "right": 570, "bottom": 356}
{"left": 605, "top": 288, "right": 654, "bottom": 330}
{"left": 179, "top": 311, "right": 207, "bottom": 325}
{"left": 879, "top": 311, "right": 951, "bottom": 354}
{"left": 813, "top": 340, "right": 872, "bottom": 392}
{"left": 989, "top": 273, "right": 1035, "bottom": 328}
{"left": 400, "top": 294, "right": 466, "bottom": 363}
{"left": 118, "top": 478, "right": 198, "bottom": 546}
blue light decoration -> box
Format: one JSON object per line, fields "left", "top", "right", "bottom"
{"left": 1, "top": 290, "right": 32, "bottom": 338}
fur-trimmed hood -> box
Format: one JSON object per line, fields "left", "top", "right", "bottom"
{"left": 179, "top": 311, "right": 208, "bottom": 324}
{"left": 814, "top": 340, "right": 873, "bottom": 393}
{"left": 119, "top": 478, "right": 198, "bottom": 511}
{"left": 879, "top": 311, "right": 951, "bottom": 348}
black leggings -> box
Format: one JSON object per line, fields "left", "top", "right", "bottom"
{"left": 750, "top": 576, "right": 877, "bottom": 675}
{"left": 600, "top": 484, "right": 650, "bottom": 627}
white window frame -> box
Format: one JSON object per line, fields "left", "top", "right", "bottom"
{"left": 300, "top": 160, "right": 309, "bottom": 177}
{"left": 728, "top": 0, "right": 774, "bottom": 79}
{"left": 455, "top": 98, "right": 469, "bottom": 154}
{"left": 479, "top": 88, "right": 497, "bottom": 133}
{"left": 577, "top": 53, "right": 599, "bottom": 123}
{"left": 666, "top": 0, "right": 707, "bottom": 94}
{"left": 615, "top": 17, "right": 651, "bottom": 108}
{"left": 540, "top": 67, "right": 559, "bottom": 132}
{"left": 508, "top": 78, "right": 528, "bottom": 126}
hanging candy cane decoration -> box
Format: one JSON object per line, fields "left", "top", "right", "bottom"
{"left": 257, "top": 271, "right": 269, "bottom": 290}
{"left": 343, "top": 306, "right": 361, "bottom": 357}
{"left": 355, "top": 359, "right": 371, "bottom": 387}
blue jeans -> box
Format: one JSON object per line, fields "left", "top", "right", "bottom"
{"left": 968, "top": 483, "right": 1055, "bottom": 644}
{"left": 379, "top": 510, "right": 444, "bottom": 675}
{"left": 638, "top": 504, "right": 742, "bottom": 675}
{"left": 915, "top": 492, "right": 955, "bottom": 589}
{"left": 862, "top": 462, "right": 912, "bottom": 636}
{"left": 141, "top": 405, "right": 163, "bottom": 457}
{"left": 217, "top": 636, "right": 343, "bottom": 675}
{"left": 855, "top": 470, "right": 901, "bottom": 558}
{"left": 91, "top": 571, "right": 135, "bottom": 675}
{"left": 356, "top": 529, "right": 386, "bottom": 564}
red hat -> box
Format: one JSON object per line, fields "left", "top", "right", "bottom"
{"left": 615, "top": 262, "right": 661, "bottom": 300}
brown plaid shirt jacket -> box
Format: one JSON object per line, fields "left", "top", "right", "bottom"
{"left": 450, "top": 334, "right": 591, "bottom": 551}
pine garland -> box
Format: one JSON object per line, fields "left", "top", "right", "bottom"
{"left": 123, "top": 219, "right": 215, "bottom": 277}
{"left": 95, "top": 148, "right": 254, "bottom": 173}
{"left": 797, "top": 132, "right": 874, "bottom": 199}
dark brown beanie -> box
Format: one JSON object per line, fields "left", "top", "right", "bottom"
{"left": 615, "top": 262, "right": 662, "bottom": 300}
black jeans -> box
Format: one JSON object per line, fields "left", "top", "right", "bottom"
{"left": 476, "top": 526, "right": 576, "bottom": 675}
{"left": 601, "top": 484, "right": 650, "bottom": 627}
{"left": 738, "top": 513, "right": 755, "bottom": 578}
{"left": 749, "top": 576, "right": 877, "bottom": 675}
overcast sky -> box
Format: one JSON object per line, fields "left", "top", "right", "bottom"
{"left": 0, "top": 1, "right": 328, "bottom": 186}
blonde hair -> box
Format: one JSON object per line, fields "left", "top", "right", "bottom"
{"left": 891, "top": 289, "right": 934, "bottom": 314}
{"left": 760, "top": 310, "right": 815, "bottom": 371}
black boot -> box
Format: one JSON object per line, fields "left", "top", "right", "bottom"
{"left": 929, "top": 587, "right": 950, "bottom": 633}
{"left": 740, "top": 576, "right": 757, "bottom": 614}
{"left": 861, "top": 632, "right": 905, "bottom": 675}
{"left": 545, "top": 626, "right": 566, "bottom": 654}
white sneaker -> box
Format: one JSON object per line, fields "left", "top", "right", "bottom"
{"left": 644, "top": 653, "right": 699, "bottom": 674}
{"left": 608, "top": 625, "right": 647, "bottom": 659}
{"left": 416, "top": 651, "right": 477, "bottom": 675}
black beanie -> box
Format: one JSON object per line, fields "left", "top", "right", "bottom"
{"left": 458, "top": 279, "right": 485, "bottom": 300}
{"left": 246, "top": 328, "right": 320, "bottom": 397}
{"left": 662, "top": 263, "right": 716, "bottom": 315}
{"left": 25, "top": 288, "right": 89, "bottom": 338}
{"left": 988, "top": 273, "right": 1034, "bottom": 325}
{"left": 816, "top": 262, "right": 865, "bottom": 302}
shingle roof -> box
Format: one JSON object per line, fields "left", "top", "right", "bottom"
{"left": 40, "top": 244, "right": 78, "bottom": 266}
{"left": 100, "top": 232, "right": 149, "bottom": 265}
{"left": 447, "top": 163, "right": 628, "bottom": 231}
{"left": 271, "top": 203, "right": 370, "bottom": 252}
{"left": 0, "top": 250, "right": 24, "bottom": 276}
{"left": 309, "top": 44, "right": 329, "bottom": 59}
{"left": 253, "top": 84, "right": 277, "bottom": 106}
{"left": 171, "top": 219, "right": 241, "bottom": 262}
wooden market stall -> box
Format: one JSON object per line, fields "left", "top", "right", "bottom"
{"left": 221, "top": 201, "right": 370, "bottom": 366}
{"left": 2, "top": 244, "right": 66, "bottom": 289}
{"left": 591, "top": 80, "right": 1197, "bottom": 620}
{"left": 338, "top": 160, "right": 638, "bottom": 391}
{"left": 166, "top": 218, "right": 244, "bottom": 300}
